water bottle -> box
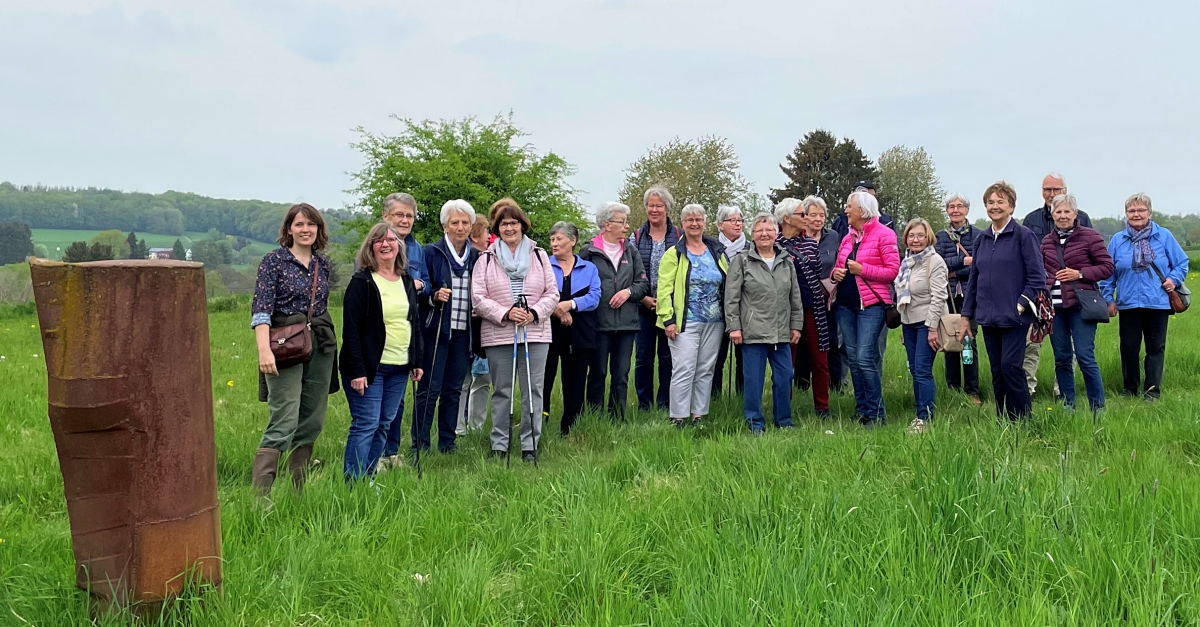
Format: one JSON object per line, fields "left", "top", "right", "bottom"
{"left": 962, "top": 335, "right": 975, "bottom": 365}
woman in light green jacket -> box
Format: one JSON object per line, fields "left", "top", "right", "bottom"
{"left": 725, "top": 212, "right": 803, "bottom": 434}
{"left": 656, "top": 203, "right": 729, "bottom": 427}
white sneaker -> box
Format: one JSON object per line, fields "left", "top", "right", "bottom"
{"left": 906, "top": 418, "right": 929, "bottom": 435}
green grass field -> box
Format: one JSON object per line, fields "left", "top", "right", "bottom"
{"left": 1, "top": 304, "right": 1199, "bottom": 625}
{"left": 30, "top": 229, "right": 276, "bottom": 260}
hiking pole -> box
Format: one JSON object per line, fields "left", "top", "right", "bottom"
{"left": 506, "top": 323, "right": 520, "bottom": 469}
{"left": 415, "top": 290, "right": 446, "bottom": 480}
{"left": 726, "top": 338, "right": 734, "bottom": 397}
{"left": 520, "top": 304, "right": 540, "bottom": 469}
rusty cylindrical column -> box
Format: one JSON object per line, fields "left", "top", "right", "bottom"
{"left": 29, "top": 259, "right": 222, "bottom": 609}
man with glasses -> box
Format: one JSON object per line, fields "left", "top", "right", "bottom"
{"left": 1020, "top": 173, "right": 1092, "bottom": 398}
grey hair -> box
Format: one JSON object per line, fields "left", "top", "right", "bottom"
{"left": 680, "top": 203, "right": 706, "bottom": 221}
{"left": 943, "top": 192, "right": 971, "bottom": 210}
{"left": 848, "top": 191, "right": 880, "bottom": 219}
{"left": 749, "top": 212, "right": 778, "bottom": 235}
{"left": 549, "top": 221, "right": 579, "bottom": 242}
{"left": 1125, "top": 193, "right": 1152, "bottom": 213}
{"left": 773, "top": 197, "right": 802, "bottom": 223}
{"left": 800, "top": 196, "right": 828, "bottom": 215}
{"left": 1045, "top": 172, "right": 1066, "bottom": 185}
{"left": 1050, "top": 193, "right": 1078, "bottom": 213}
{"left": 439, "top": 199, "right": 476, "bottom": 226}
{"left": 594, "top": 201, "right": 630, "bottom": 229}
{"left": 383, "top": 192, "right": 418, "bottom": 216}
{"left": 643, "top": 185, "right": 675, "bottom": 212}
{"left": 716, "top": 204, "right": 743, "bottom": 224}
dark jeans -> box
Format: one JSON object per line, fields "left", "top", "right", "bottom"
{"left": 981, "top": 324, "right": 1032, "bottom": 420}
{"left": 712, "top": 338, "right": 744, "bottom": 396}
{"left": 835, "top": 305, "right": 887, "bottom": 421}
{"left": 588, "top": 330, "right": 636, "bottom": 417}
{"left": 902, "top": 323, "right": 936, "bottom": 420}
{"left": 942, "top": 295, "right": 979, "bottom": 396}
{"left": 343, "top": 364, "right": 409, "bottom": 480}
{"left": 828, "top": 313, "right": 848, "bottom": 391}
{"left": 382, "top": 375, "right": 413, "bottom": 458}
{"left": 1118, "top": 307, "right": 1170, "bottom": 398}
{"left": 635, "top": 310, "right": 672, "bottom": 410}
{"left": 545, "top": 343, "right": 592, "bottom": 434}
{"left": 412, "top": 330, "right": 470, "bottom": 452}
{"left": 742, "top": 342, "right": 794, "bottom": 430}
{"left": 1050, "top": 306, "right": 1105, "bottom": 410}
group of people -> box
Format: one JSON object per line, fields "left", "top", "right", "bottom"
{"left": 246, "top": 175, "right": 1189, "bottom": 497}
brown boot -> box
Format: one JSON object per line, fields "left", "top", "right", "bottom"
{"left": 251, "top": 448, "right": 280, "bottom": 501}
{"left": 288, "top": 443, "right": 314, "bottom": 493}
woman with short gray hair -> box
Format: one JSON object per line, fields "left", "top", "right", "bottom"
{"left": 543, "top": 221, "right": 602, "bottom": 434}
{"left": 778, "top": 196, "right": 834, "bottom": 417}
{"left": 656, "top": 204, "right": 728, "bottom": 427}
{"left": 713, "top": 204, "right": 746, "bottom": 396}
{"left": 580, "top": 202, "right": 650, "bottom": 418}
{"left": 934, "top": 192, "right": 984, "bottom": 405}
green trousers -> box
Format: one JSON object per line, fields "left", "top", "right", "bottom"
{"left": 260, "top": 348, "right": 335, "bottom": 452}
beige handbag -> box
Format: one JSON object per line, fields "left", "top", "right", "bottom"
{"left": 938, "top": 314, "right": 963, "bottom": 352}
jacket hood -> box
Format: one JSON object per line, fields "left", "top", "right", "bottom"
{"left": 588, "top": 234, "right": 626, "bottom": 252}
{"left": 745, "top": 242, "right": 789, "bottom": 261}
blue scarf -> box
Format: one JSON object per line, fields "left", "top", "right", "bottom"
{"left": 1126, "top": 224, "right": 1155, "bottom": 271}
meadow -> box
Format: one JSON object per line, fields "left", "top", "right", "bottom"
{"left": 30, "top": 229, "right": 277, "bottom": 260}
{"left": 1, "top": 300, "right": 1199, "bottom": 625}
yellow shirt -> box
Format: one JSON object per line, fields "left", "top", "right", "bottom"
{"left": 373, "top": 272, "right": 411, "bottom": 366}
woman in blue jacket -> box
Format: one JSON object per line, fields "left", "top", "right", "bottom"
{"left": 1100, "top": 193, "right": 1189, "bottom": 401}
{"left": 544, "top": 222, "right": 602, "bottom": 435}
{"left": 959, "top": 182, "right": 1047, "bottom": 421}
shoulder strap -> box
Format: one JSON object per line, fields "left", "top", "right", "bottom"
{"left": 1054, "top": 240, "right": 1069, "bottom": 282}
{"left": 306, "top": 259, "right": 320, "bottom": 322}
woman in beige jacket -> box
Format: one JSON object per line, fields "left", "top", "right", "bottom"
{"left": 894, "top": 218, "right": 949, "bottom": 434}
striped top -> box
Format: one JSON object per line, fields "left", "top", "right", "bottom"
{"left": 1050, "top": 231, "right": 1070, "bottom": 308}
{"left": 777, "top": 233, "right": 830, "bottom": 352}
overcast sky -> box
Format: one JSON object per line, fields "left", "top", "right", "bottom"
{"left": 2, "top": 0, "right": 1196, "bottom": 220}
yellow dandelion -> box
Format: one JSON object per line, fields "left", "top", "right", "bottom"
{"left": 30, "top": 324, "right": 35, "bottom": 328}
{"left": 226, "top": 380, "right": 235, "bottom": 387}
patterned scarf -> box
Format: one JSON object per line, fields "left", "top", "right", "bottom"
{"left": 776, "top": 233, "right": 830, "bottom": 351}
{"left": 895, "top": 247, "right": 934, "bottom": 307}
{"left": 1127, "top": 224, "right": 1155, "bottom": 271}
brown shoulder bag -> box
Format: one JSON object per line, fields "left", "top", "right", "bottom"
{"left": 269, "top": 265, "right": 319, "bottom": 369}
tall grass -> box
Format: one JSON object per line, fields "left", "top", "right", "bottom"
{"left": 1, "top": 307, "right": 1198, "bottom": 625}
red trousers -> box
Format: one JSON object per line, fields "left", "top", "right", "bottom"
{"left": 792, "top": 309, "right": 830, "bottom": 411}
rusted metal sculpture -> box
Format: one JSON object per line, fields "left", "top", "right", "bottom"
{"left": 29, "top": 259, "right": 222, "bottom": 610}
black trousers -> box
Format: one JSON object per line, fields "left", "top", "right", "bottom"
{"left": 942, "top": 295, "right": 980, "bottom": 396}
{"left": 588, "top": 330, "right": 637, "bottom": 418}
{"left": 544, "top": 342, "right": 592, "bottom": 435}
{"left": 711, "top": 339, "right": 744, "bottom": 396}
{"left": 982, "top": 324, "right": 1031, "bottom": 420}
{"left": 1118, "top": 308, "right": 1170, "bottom": 397}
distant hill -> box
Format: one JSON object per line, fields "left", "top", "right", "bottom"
{"left": 0, "top": 182, "right": 354, "bottom": 244}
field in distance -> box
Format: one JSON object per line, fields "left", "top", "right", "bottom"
{"left": 30, "top": 228, "right": 277, "bottom": 259}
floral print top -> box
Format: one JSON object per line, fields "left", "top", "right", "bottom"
{"left": 250, "top": 248, "right": 331, "bottom": 328}
{"left": 684, "top": 251, "right": 723, "bottom": 323}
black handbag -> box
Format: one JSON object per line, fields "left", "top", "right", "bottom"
{"left": 1054, "top": 242, "right": 1109, "bottom": 324}
{"left": 844, "top": 240, "right": 900, "bottom": 329}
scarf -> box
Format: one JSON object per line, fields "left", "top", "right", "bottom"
{"left": 895, "top": 247, "right": 934, "bottom": 307}
{"left": 1055, "top": 225, "right": 1076, "bottom": 243}
{"left": 444, "top": 235, "right": 470, "bottom": 277}
{"left": 1127, "top": 224, "right": 1155, "bottom": 271}
{"left": 947, "top": 222, "right": 971, "bottom": 243}
{"left": 602, "top": 237, "right": 623, "bottom": 270}
{"left": 496, "top": 235, "right": 534, "bottom": 280}
{"left": 719, "top": 233, "right": 747, "bottom": 259}
{"left": 776, "top": 233, "right": 830, "bottom": 351}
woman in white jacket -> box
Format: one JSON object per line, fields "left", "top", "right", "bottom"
{"left": 894, "top": 218, "right": 949, "bottom": 434}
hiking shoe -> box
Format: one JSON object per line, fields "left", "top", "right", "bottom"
{"left": 521, "top": 450, "right": 537, "bottom": 464}
{"left": 816, "top": 409, "right": 831, "bottom": 420}
{"left": 671, "top": 417, "right": 686, "bottom": 429}
{"left": 967, "top": 394, "right": 983, "bottom": 406}
{"left": 689, "top": 416, "right": 703, "bottom": 428}
{"left": 906, "top": 418, "right": 929, "bottom": 435}
{"left": 751, "top": 428, "right": 764, "bottom": 437}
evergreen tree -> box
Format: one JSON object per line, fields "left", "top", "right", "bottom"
{"left": 770, "top": 129, "right": 879, "bottom": 209}
{"left": 0, "top": 220, "right": 35, "bottom": 265}
{"left": 172, "top": 238, "right": 186, "bottom": 260}
{"left": 63, "top": 241, "right": 90, "bottom": 262}
{"left": 88, "top": 243, "right": 114, "bottom": 261}
{"left": 125, "top": 231, "right": 148, "bottom": 259}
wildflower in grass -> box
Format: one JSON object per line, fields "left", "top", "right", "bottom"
{"left": 32, "top": 354, "right": 37, "bottom": 358}
{"left": 825, "top": 430, "right": 834, "bottom": 435}
{"left": 413, "top": 573, "right": 430, "bottom": 584}
{"left": 227, "top": 380, "right": 234, "bottom": 387}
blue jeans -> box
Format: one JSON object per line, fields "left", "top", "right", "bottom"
{"left": 1050, "top": 306, "right": 1105, "bottom": 410}
{"left": 413, "top": 330, "right": 471, "bottom": 452}
{"left": 382, "top": 381, "right": 411, "bottom": 458}
{"left": 635, "top": 309, "right": 672, "bottom": 409}
{"left": 902, "top": 323, "right": 936, "bottom": 420}
{"left": 343, "top": 364, "right": 410, "bottom": 480}
{"left": 742, "top": 343, "right": 794, "bottom": 430}
{"left": 835, "top": 305, "right": 887, "bottom": 421}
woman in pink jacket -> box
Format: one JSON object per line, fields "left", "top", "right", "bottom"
{"left": 830, "top": 191, "right": 901, "bottom": 427}
{"left": 472, "top": 199, "right": 559, "bottom": 463}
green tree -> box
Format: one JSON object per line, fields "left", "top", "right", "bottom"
{"left": 192, "top": 238, "right": 234, "bottom": 267}
{"left": 1188, "top": 228, "right": 1200, "bottom": 246}
{"left": 770, "top": 130, "right": 878, "bottom": 208}
{"left": 125, "top": 231, "right": 148, "bottom": 259}
{"left": 87, "top": 242, "right": 114, "bottom": 261}
{"left": 348, "top": 114, "right": 587, "bottom": 248}
{"left": 63, "top": 241, "right": 90, "bottom": 262}
{"left": 617, "top": 136, "right": 755, "bottom": 232}
{"left": 33, "top": 243, "right": 49, "bottom": 258}
{"left": 172, "top": 238, "right": 186, "bottom": 260}
{"left": 90, "top": 229, "right": 131, "bottom": 259}
{"left": 0, "top": 221, "right": 35, "bottom": 265}
{"left": 876, "top": 145, "right": 946, "bottom": 231}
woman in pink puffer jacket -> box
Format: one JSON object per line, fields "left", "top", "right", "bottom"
{"left": 471, "top": 199, "right": 559, "bottom": 463}
{"left": 829, "top": 191, "right": 900, "bottom": 427}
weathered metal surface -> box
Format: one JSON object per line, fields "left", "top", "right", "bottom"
{"left": 29, "top": 259, "right": 222, "bottom": 608}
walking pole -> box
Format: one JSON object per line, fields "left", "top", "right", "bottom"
{"left": 506, "top": 324, "right": 520, "bottom": 469}
{"left": 521, "top": 311, "right": 540, "bottom": 469}
{"left": 726, "top": 338, "right": 734, "bottom": 397}
{"left": 415, "top": 292, "right": 445, "bottom": 481}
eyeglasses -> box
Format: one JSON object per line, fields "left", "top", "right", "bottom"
{"left": 906, "top": 233, "right": 928, "bottom": 241}
{"left": 607, "top": 219, "right": 629, "bottom": 225}
{"left": 722, "top": 218, "right": 744, "bottom": 224}
{"left": 372, "top": 237, "right": 401, "bottom": 245}
{"left": 1042, "top": 187, "right": 1065, "bottom": 194}
{"left": 499, "top": 220, "right": 522, "bottom": 228}
{"left": 946, "top": 203, "right": 967, "bottom": 210}
{"left": 682, "top": 218, "right": 705, "bottom": 224}
{"left": 1126, "top": 207, "right": 1149, "bottom": 215}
